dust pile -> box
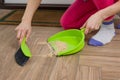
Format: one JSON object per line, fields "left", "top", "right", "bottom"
{"left": 34, "top": 41, "right": 67, "bottom": 58}
{"left": 52, "top": 41, "right": 67, "bottom": 55}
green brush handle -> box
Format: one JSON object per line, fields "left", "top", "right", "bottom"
{"left": 21, "top": 37, "right": 32, "bottom": 57}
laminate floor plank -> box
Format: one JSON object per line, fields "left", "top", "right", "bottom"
{"left": 0, "top": 25, "right": 120, "bottom": 80}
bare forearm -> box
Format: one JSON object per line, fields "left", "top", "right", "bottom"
{"left": 98, "top": 0, "right": 120, "bottom": 20}
{"left": 22, "top": 0, "right": 42, "bottom": 24}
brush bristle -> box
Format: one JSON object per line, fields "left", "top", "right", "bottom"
{"left": 15, "top": 48, "right": 29, "bottom": 66}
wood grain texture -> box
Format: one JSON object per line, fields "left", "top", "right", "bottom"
{"left": 0, "top": 25, "right": 120, "bottom": 80}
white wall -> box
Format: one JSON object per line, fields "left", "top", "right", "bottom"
{"left": 5, "top": 0, "right": 74, "bottom": 4}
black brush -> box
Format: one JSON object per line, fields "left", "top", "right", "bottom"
{"left": 15, "top": 37, "right": 32, "bottom": 66}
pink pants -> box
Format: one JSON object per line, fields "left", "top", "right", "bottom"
{"left": 60, "top": 0, "right": 115, "bottom": 29}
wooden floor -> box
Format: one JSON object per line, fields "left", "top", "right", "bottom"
{"left": 0, "top": 25, "right": 120, "bottom": 80}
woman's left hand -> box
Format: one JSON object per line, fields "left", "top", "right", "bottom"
{"left": 81, "top": 11, "right": 104, "bottom": 34}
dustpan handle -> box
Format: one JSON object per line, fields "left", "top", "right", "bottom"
{"left": 81, "top": 28, "right": 85, "bottom": 32}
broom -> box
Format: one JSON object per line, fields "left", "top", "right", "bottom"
{"left": 15, "top": 37, "right": 32, "bottom": 66}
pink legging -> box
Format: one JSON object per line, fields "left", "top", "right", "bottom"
{"left": 60, "top": 0, "right": 115, "bottom": 29}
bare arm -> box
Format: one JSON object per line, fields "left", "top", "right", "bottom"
{"left": 100, "top": 0, "right": 120, "bottom": 20}
{"left": 22, "top": 0, "right": 42, "bottom": 24}
{"left": 15, "top": 0, "right": 42, "bottom": 44}
{"left": 82, "top": 0, "right": 120, "bottom": 34}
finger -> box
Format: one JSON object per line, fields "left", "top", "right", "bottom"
{"left": 26, "top": 30, "right": 31, "bottom": 41}
{"left": 21, "top": 30, "right": 26, "bottom": 39}
{"left": 85, "top": 25, "right": 94, "bottom": 34}
{"left": 81, "top": 22, "right": 86, "bottom": 29}
{"left": 17, "top": 30, "right": 22, "bottom": 40}
{"left": 19, "top": 38, "right": 22, "bottom": 45}
{"left": 89, "top": 26, "right": 94, "bottom": 33}
{"left": 88, "top": 24, "right": 97, "bottom": 33}
{"left": 95, "top": 25, "right": 100, "bottom": 30}
{"left": 85, "top": 27, "right": 89, "bottom": 35}
{"left": 19, "top": 30, "right": 26, "bottom": 44}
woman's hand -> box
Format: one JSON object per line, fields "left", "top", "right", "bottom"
{"left": 82, "top": 11, "right": 104, "bottom": 34}
{"left": 15, "top": 21, "right": 32, "bottom": 45}
{"left": 82, "top": 0, "right": 120, "bottom": 34}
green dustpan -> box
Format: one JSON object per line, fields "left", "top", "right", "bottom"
{"left": 47, "top": 28, "right": 85, "bottom": 56}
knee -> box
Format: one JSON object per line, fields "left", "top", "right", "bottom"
{"left": 60, "top": 20, "right": 67, "bottom": 30}
{"left": 60, "top": 17, "right": 74, "bottom": 30}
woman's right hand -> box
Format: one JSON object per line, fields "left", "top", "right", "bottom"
{"left": 15, "top": 21, "right": 32, "bottom": 45}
